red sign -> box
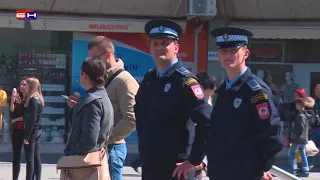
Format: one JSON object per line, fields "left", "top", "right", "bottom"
{"left": 16, "top": 10, "right": 37, "bottom": 20}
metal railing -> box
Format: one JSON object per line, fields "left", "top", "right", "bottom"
{"left": 270, "top": 165, "right": 302, "bottom": 180}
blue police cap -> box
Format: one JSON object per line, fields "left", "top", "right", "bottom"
{"left": 210, "top": 27, "right": 253, "bottom": 49}
{"left": 145, "top": 19, "right": 182, "bottom": 40}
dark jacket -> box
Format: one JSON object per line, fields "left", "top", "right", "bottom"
{"left": 290, "top": 110, "right": 311, "bottom": 144}
{"left": 23, "top": 97, "right": 43, "bottom": 140}
{"left": 64, "top": 86, "right": 114, "bottom": 156}
{"left": 135, "top": 62, "right": 211, "bottom": 180}
{"left": 282, "top": 98, "right": 320, "bottom": 140}
{"left": 208, "top": 69, "right": 283, "bottom": 180}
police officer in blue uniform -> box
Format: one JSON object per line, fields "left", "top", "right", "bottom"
{"left": 209, "top": 28, "right": 283, "bottom": 180}
{"left": 134, "top": 19, "right": 211, "bottom": 180}
{"left": 174, "top": 27, "right": 284, "bottom": 180}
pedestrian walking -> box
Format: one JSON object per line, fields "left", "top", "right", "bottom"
{"left": 288, "top": 96, "right": 316, "bottom": 177}
{"left": 174, "top": 27, "right": 283, "bottom": 180}
{"left": 134, "top": 19, "right": 211, "bottom": 180}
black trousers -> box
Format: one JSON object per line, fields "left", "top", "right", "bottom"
{"left": 142, "top": 162, "right": 195, "bottom": 180}
{"left": 24, "top": 131, "right": 41, "bottom": 180}
{"left": 12, "top": 129, "right": 24, "bottom": 180}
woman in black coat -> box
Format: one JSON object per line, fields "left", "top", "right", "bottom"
{"left": 24, "top": 77, "right": 44, "bottom": 180}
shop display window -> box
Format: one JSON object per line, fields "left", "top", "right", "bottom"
{"left": 0, "top": 28, "right": 72, "bottom": 144}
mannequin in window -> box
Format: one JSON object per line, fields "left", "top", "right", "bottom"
{"left": 256, "top": 70, "right": 265, "bottom": 80}
{"left": 256, "top": 70, "right": 282, "bottom": 111}
{"left": 280, "top": 72, "right": 300, "bottom": 103}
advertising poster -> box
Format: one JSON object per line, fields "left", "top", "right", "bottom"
{"left": 72, "top": 32, "right": 195, "bottom": 143}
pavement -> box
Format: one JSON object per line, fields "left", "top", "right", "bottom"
{"left": 0, "top": 163, "right": 319, "bottom": 180}
{"left": 0, "top": 153, "right": 319, "bottom": 180}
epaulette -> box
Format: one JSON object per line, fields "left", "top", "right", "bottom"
{"left": 176, "top": 66, "right": 190, "bottom": 75}
{"left": 247, "top": 78, "right": 262, "bottom": 91}
{"left": 148, "top": 68, "right": 155, "bottom": 73}
{"left": 143, "top": 68, "right": 155, "bottom": 79}
{"left": 146, "top": 68, "right": 155, "bottom": 75}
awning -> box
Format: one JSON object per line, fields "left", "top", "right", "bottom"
{"left": 30, "top": 15, "right": 187, "bottom": 33}
{"left": 228, "top": 21, "right": 320, "bottom": 39}
{"left": 0, "top": 13, "right": 25, "bottom": 28}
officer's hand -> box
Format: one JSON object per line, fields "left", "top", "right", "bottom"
{"left": 262, "top": 171, "right": 273, "bottom": 180}
{"left": 172, "top": 160, "right": 196, "bottom": 179}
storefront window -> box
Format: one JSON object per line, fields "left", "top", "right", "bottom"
{"left": 0, "top": 26, "right": 72, "bottom": 144}
{"left": 249, "top": 42, "right": 285, "bottom": 62}
{"left": 286, "top": 39, "right": 320, "bottom": 63}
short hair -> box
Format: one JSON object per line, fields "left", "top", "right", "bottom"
{"left": 81, "top": 57, "right": 106, "bottom": 85}
{"left": 196, "top": 72, "right": 216, "bottom": 90}
{"left": 88, "top": 36, "right": 115, "bottom": 54}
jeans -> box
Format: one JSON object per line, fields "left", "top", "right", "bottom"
{"left": 24, "top": 131, "right": 41, "bottom": 180}
{"left": 288, "top": 144, "right": 309, "bottom": 173}
{"left": 108, "top": 144, "right": 127, "bottom": 180}
{"left": 12, "top": 129, "right": 24, "bottom": 180}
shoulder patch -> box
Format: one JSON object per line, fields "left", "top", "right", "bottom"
{"left": 185, "top": 78, "right": 198, "bottom": 86}
{"left": 247, "top": 79, "right": 262, "bottom": 91}
{"left": 252, "top": 93, "right": 268, "bottom": 103}
{"left": 176, "top": 67, "right": 190, "bottom": 75}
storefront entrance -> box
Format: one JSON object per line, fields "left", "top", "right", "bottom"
{"left": 0, "top": 26, "right": 73, "bottom": 145}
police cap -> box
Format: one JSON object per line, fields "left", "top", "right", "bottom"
{"left": 210, "top": 27, "right": 253, "bottom": 49}
{"left": 145, "top": 19, "right": 183, "bottom": 40}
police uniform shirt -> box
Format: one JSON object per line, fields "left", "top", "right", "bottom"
{"left": 207, "top": 68, "right": 283, "bottom": 180}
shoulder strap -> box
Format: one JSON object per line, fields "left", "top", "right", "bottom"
{"left": 104, "top": 69, "right": 125, "bottom": 88}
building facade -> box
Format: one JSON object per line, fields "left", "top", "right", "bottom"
{"left": 208, "top": 0, "right": 320, "bottom": 98}
{"left": 0, "top": 7, "right": 208, "bottom": 153}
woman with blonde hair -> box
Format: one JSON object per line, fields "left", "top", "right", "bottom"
{"left": 24, "top": 77, "right": 44, "bottom": 180}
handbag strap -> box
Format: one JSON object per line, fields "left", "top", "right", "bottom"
{"left": 104, "top": 69, "right": 125, "bottom": 88}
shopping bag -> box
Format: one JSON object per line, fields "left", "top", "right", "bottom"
{"left": 306, "top": 140, "right": 319, "bottom": 156}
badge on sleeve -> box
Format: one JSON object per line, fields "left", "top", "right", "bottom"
{"left": 164, "top": 83, "right": 171, "bottom": 92}
{"left": 256, "top": 102, "right": 270, "bottom": 120}
{"left": 185, "top": 78, "right": 198, "bottom": 86}
{"left": 233, "top": 98, "right": 242, "bottom": 108}
{"left": 190, "top": 84, "right": 204, "bottom": 99}
{"left": 252, "top": 93, "right": 268, "bottom": 103}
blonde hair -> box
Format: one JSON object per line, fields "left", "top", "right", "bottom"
{"left": 25, "top": 77, "right": 45, "bottom": 107}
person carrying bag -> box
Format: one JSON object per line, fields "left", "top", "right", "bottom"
{"left": 57, "top": 148, "right": 110, "bottom": 180}
{"left": 59, "top": 57, "right": 114, "bottom": 180}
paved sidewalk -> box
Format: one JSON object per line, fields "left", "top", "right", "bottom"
{"left": 0, "top": 162, "right": 319, "bottom": 180}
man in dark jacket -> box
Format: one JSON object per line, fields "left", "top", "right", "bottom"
{"left": 135, "top": 19, "right": 211, "bottom": 180}
{"left": 175, "top": 27, "right": 283, "bottom": 180}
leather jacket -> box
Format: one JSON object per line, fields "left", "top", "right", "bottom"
{"left": 24, "top": 97, "right": 43, "bottom": 140}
